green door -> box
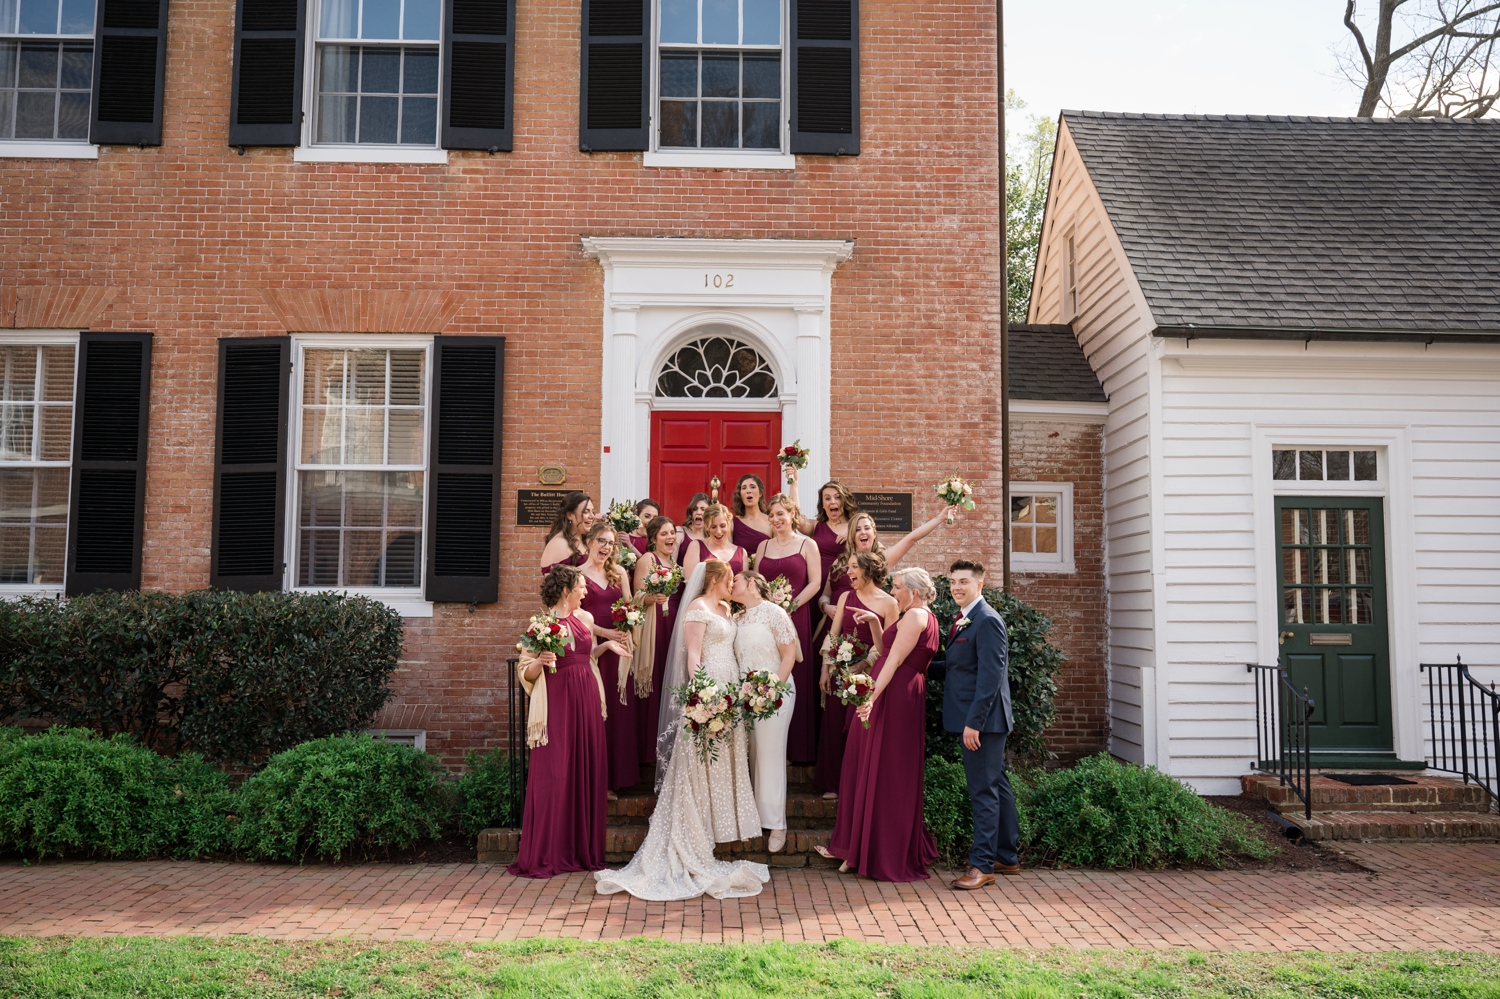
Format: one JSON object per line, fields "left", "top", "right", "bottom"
{"left": 1275, "top": 497, "right": 1393, "bottom": 759}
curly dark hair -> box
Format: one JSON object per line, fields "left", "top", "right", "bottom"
{"left": 540, "top": 564, "right": 582, "bottom": 607}
{"left": 644, "top": 514, "right": 676, "bottom": 555}
{"left": 852, "top": 550, "right": 889, "bottom": 589}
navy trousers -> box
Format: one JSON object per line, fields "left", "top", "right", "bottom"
{"left": 961, "top": 731, "right": 1020, "bottom": 870}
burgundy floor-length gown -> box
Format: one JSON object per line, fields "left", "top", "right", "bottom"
{"left": 810, "top": 521, "right": 846, "bottom": 643}
{"left": 756, "top": 542, "right": 818, "bottom": 763}
{"left": 581, "top": 573, "right": 640, "bottom": 790}
{"left": 638, "top": 551, "right": 679, "bottom": 763}
{"left": 508, "top": 615, "right": 608, "bottom": 878}
{"left": 828, "top": 610, "right": 942, "bottom": 881}
{"left": 732, "top": 516, "right": 770, "bottom": 555}
{"left": 815, "top": 588, "right": 878, "bottom": 792}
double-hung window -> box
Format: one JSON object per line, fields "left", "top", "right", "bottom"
{"left": 0, "top": 0, "right": 93, "bottom": 144}
{"left": 1010, "top": 482, "right": 1074, "bottom": 573}
{"left": 292, "top": 341, "right": 429, "bottom": 599}
{"left": 0, "top": 338, "right": 75, "bottom": 589}
{"left": 655, "top": 0, "right": 783, "bottom": 155}
{"left": 312, "top": 0, "right": 440, "bottom": 147}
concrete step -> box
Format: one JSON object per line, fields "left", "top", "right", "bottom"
{"left": 1243, "top": 773, "right": 1491, "bottom": 814}
{"left": 1288, "top": 810, "right": 1500, "bottom": 843}
{"left": 607, "top": 789, "right": 838, "bottom": 827}
{"left": 478, "top": 825, "right": 839, "bottom": 867}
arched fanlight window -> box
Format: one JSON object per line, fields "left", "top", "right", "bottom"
{"left": 655, "top": 327, "right": 777, "bottom": 399}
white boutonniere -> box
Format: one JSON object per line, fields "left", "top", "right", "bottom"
{"left": 954, "top": 616, "right": 972, "bottom": 631}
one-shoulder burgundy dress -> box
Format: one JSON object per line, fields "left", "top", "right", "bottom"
{"left": 582, "top": 573, "right": 639, "bottom": 790}
{"left": 508, "top": 615, "right": 607, "bottom": 878}
{"left": 732, "top": 516, "right": 770, "bottom": 555}
{"left": 827, "top": 610, "right": 941, "bottom": 882}
{"left": 815, "top": 588, "right": 878, "bottom": 792}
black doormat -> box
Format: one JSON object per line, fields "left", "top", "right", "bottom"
{"left": 1326, "top": 773, "right": 1417, "bottom": 786}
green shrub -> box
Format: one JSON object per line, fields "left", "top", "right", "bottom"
{"left": 922, "top": 756, "right": 973, "bottom": 868}
{"left": 0, "top": 727, "right": 233, "bottom": 859}
{"left": 927, "top": 576, "right": 1065, "bottom": 761}
{"left": 1018, "top": 754, "right": 1273, "bottom": 868}
{"left": 233, "top": 735, "right": 448, "bottom": 861}
{"left": 0, "top": 590, "right": 403, "bottom": 765}
{"left": 454, "top": 746, "right": 516, "bottom": 839}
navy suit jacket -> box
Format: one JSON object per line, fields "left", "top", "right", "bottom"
{"left": 941, "top": 597, "right": 1013, "bottom": 735}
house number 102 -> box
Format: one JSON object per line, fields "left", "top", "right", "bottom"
{"left": 704, "top": 273, "right": 735, "bottom": 288}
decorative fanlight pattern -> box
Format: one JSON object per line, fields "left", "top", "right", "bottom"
{"left": 655, "top": 329, "right": 777, "bottom": 399}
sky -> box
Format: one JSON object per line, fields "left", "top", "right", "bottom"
{"left": 1005, "top": 1, "right": 1363, "bottom": 127}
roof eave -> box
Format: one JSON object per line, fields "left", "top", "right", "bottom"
{"left": 1152, "top": 324, "right": 1500, "bottom": 345}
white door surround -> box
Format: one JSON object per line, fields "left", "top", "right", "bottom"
{"left": 582, "top": 236, "right": 854, "bottom": 508}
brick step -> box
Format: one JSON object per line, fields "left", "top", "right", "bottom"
{"left": 1243, "top": 773, "right": 1491, "bottom": 814}
{"left": 1288, "top": 810, "right": 1500, "bottom": 843}
{"left": 478, "top": 825, "right": 840, "bottom": 868}
{"left": 608, "top": 790, "right": 837, "bottom": 827}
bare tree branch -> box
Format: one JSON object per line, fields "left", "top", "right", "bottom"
{"left": 1339, "top": 0, "right": 1500, "bottom": 116}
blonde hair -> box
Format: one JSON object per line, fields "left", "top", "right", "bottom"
{"left": 583, "top": 520, "right": 626, "bottom": 589}
{"left": 767, "top": 492, "right": 797, "bottom": 519}
{"left": 701, "top": 558, "right": 734, "bottom": 595}
{"left": 892, "top": 566, "right": 937, "bottom": 603}
{"left": 703, "top": 503, "right": 731, "bottom": 529}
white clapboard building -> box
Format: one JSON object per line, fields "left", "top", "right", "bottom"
{"left": 1028, "top": 112, "right": 1500, "bottom": 793}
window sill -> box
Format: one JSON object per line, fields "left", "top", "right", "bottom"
{"left": 0, "top": 585, "right": 64, "bottom": 599}
{"left": 295, "top": 588, "right": 435, "bottom": 617}
{"left": 0, "top": 141, "right": 97, "bottom": 159}
{"left": 1011, "top": 559, "right": 1075, "bottom": 576}
{"left": 294, "top": 146, "right": 449, "bottom": 165}
{"left": 643, "top": 150, "right": 795, "bottom": 170}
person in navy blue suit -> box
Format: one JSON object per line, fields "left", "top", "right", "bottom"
{"left": 941, "top": 559, "right": 1019, "bottom": 889}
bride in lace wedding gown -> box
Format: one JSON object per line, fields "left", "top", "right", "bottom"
{"left": 594, "top": 560, "right": 768, "bottom": 901}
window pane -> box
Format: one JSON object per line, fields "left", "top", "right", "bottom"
{"left": 344, "top": 407, "right": 383, "bottom": 463}
{"left": 380, "top": 530, "right": 419, "bottom": 585}
{"left": 1352, "top": 588, "right": 1373, "bottom": 625}
{"left": 403, "top": 0, "right": 438, "bottom": 39}
{"left": 14, "top": 89, "right": 52, "bottom": 138}
{"left": 742, "top": 51, "right": 777, "bottom": 96}
{"left": 387, "top": 407, "right": 421, "bottom": 463}
{"left": 55, "top": 87, "right": 85, "bottom": 137}
{"left": 0, "top": 41, "right": 15, "bottom": 88}
{"left": 1284, "top": 586, "right": 1308, "bottom": 624}
{"left": 361, "top": 0, "right": 399, "bottom": 38}
{"left": 2, "top": 346, "right": 37, "bottom": 401}
{"left": 359, "top": 94, "right": 398, "bottom": 142}
{"left": 361, "top": 46, "right": 399, "bottom": 93}
{"left": 39, "top": 345, "right": 72, "bottom": 401}
{"left": 35, "top": 465, "right": 66, "bottom": 521}
{"left": 18, "top": 41, "right": 55, "bottom": 87}
{"left": 1010, "top": 494, "right": 1031, "bottom": 524}
{"left": 702, "top": 0, "right": 736, "bottom": 43}
{"left": 742, "top": 0, "right": 778, "bottom": 43}
{"left": 0, "top": 0, "right": 14, "bottom": 33}
{"left": 1282, "top": 547, "right": 1308, "bottom": 585}
{"left": 58, "top": 0, "right": 91, "bottom": 32}
{"left": 321, "top": 0, "right": 356, "bottom": 35}
{"left": 350, "top": 349, "right": 387, "bottom": 404}
{"left": 320, "top": 44, "right": 359, "bottom": 92}
{"left": 660, "top": 0, "right": 696, "bottom": 43}
{"left": 388, "top": 349, "right": 423, "bottom": 404}
{"left": 0, "top": 89, "right": 12, "bottom": 138}
{"left": 300, "top": 406, "right": 341, "bottom": 464}
{"left": 742, "top": 100, "right": 777, "bottom": 147}
{"left": 0, "top": 405, "right": 34, "bottom": 460}
{"left": 1010, "top": 524, "right": 1031, "bottom": 554}
{"left": 1348, "top": 548, "right": 1370, "bottom": 585}
{"left": 0, "top": 468, "right": 69, "bottom": 584}
{"left": 701, "top": 51, "right": 737, "bottom": 96}
{"left": 659, "top": 99, "right": 695, "bottom": 146}
{"left": 700, "top": 99, "right": 735, "bottom": 146}
{"left": 296, "top": 469, "right": 423, "bottom": 588}
{"left": 1346, "top": 508, "right": 1370, "bottom": 545}
{"left": 1034, "top": 495, "right": 1057, "bottom": 524}
{"left": 1298, "top": 449, "right": 1323, "bottom": 480}
{"left": 1313, "top": 547, "right": 1340, "bottom": 584}
{"left": 1312, "top": 508, "right": 1336, "bottom": 545}
{"left": 1353, "top": 450, "right": 1377, "bottom": 481}
{"left": 385, "top": 471, "right": 422, "bottom": 525}
{"left": 18, "top": 0, "right": 58, "bottom": 34}
{"left": 1035, "top": 526, "right": 1058, "bottom": 554}
{"left": 59, "top": 41, "right": 89, "bottom": 88}
{"left": 38, "top": 405, "right": 69, "bottom": 460}
{"left": 1315, "top": 587, "right": 1342, "bottom": 625}
{"left": 1325, "top": 450, "right": 1349, "bottom": 480}
{"left": 317, "top": 94, "right": 357, "bottom": 142}
{"left": 660, "top": 52, "right": 696, "bottom": 97}
{"left": 400, "top": 94, "right": 434, "bottom": 143}
{"left": 1272, "top": 449, "right": 1295, "bottom": 480}
{"left": 403, "top": 46, "right": 437, "bottom": 92}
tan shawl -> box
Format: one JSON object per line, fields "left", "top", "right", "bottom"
{"left": 517, "top": 644, "right": 608, "bottom": 749}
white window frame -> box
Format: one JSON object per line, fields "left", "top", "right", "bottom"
{"left": 1270, "top": 446, "right": 1382, "bottom": 490}
{"left": 0, "top": 329, "right": 80, "bottom": 598}
{"left": 284, "top": 334, "right": 435, "bottom": 617}
{"left": 0, "top": 0, "right": 99, "bottom": 158}
{"left": 294, "top": 0, "right": 450, "bottom": 165}
{"left": 644, "top": 0, "right": 795, "bottom": 170}
{"left": 1009, "top": 481, "right": 1074, "bottom": 574}
{"left": 1062, "top": 228, "right": 1078, "bottom": 320}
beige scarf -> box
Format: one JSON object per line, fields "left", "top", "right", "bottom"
{"left": 517, "top": 639, "right": 607, "bottom": 749}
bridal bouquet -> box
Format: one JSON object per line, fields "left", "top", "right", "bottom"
{"left": 674, "top": 668, "right": 739, "bottom": 764}
{"left": 606, "top": 499, "right": 641, "bottom": 535}
{"left": 737, "top": 669, "right": 792, "bottom": 730}
{"left": 614, "top": 543, "right": 638, "bottom": 571}
{"left": 611, "top": 595, "right": 645, "bottom": 632}
{"left": 834, "top": 668, "right": 877, "bottom": 728}
{"left": 516, "top": 611, "right": 575, "bottom": 670}
{"left": 767, "top": 574, "right": 797, "bottom": 614}
{"left": 829, "top": 631, "right": 871, "bottom": 671}
{"left": 934, "top": 474, "right": 977, "bottom": 525}
{"left": 778, "top": 439, "right": 810, "bottom": 470}
{"left": 641, "top": 561, "right": 684, "bottom": 616}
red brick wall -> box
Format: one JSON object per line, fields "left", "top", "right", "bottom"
{"left": 1009, "top": 417, "right": 1109, "bottom": 764}
{"left": 0, "top": 0, "right": 1010, "bottom": 765}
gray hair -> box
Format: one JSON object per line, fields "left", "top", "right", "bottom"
{"left": 892, "top": 566, "right": 936, "bottom": 602}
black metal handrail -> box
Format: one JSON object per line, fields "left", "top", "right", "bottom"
{"left": 1248, "top": 660, "right": 1315, "bottom": 820}
{"left": 1421, "top": 657, "right": 1499, "bottom": 805}
{"left": 506, "top": 657, "right": 527, "bottom": 828}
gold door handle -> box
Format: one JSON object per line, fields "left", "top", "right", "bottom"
{"left": 709, "top": 476, "right": 721, "bottom": 502}
{"left": 1279, "top": 631, "right": 1295, "bottom": 645}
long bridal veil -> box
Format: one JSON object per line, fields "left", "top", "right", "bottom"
{"left": 654, "top": 562, "right": 706, "bottom": 791}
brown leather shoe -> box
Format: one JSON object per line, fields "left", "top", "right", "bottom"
{"left": 994, "top": 862, "right": 1020, "bottom": 876}
{"left": 950, "top": 866, "right": 995, "bottom": 890}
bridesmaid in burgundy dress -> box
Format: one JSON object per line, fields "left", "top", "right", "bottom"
{"left": 815, "top": 551, "right": 898, "bottom": 795}
{"left": 627, "top": 498, "right": 659, "bottom": 556}
{"left": 509, "top": 565, "right": 625, "bottom": 879}
{"left": 540, "top": 491, "right": 595, "bottom": 573}
{"left": 632, "top": 514, "right": 677, "bottom": 763}
{"left": 578, "top": 521, "right": 639, "bottom": 794}
{"left": 818, "top": 508, "right": 955, "bottom": 623}
{"left": 681, "top": 504, "right": 746, "bottom": 577}
{"left": 820, "top": 566, "right": 942, "bottom": 882}
{"left": 675, "top": 493, "right": 710, "bottom": 567}
{"left": 784, "top": 468, "right": 859, "bottom": 642}
{"left": 753, "top": 494, "right": 823, "bottom": 763}
{"left": 730, "top": 474, "right": 773, "bottom": 554}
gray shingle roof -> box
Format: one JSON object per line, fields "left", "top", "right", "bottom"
{"left": 1061, "top": 111, "right": 1500, "bottom": 335}
{"left": 1008, "top": 323, "right": 1105, "bottom": 402}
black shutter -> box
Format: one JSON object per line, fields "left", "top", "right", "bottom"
{"left": 789, "top": 0, "right": 858, "bottom": 155}
{"left": 211, "top": 338, "right": 290, "bottom": 593}
{"left": 66, "top": 332, "right": 151, "bottom": 596}
{"left": 228, "top": 0, "right": 306, "bottom": 146}
{"left": 426, "top": 337, "right": 503, "bottom": 603}
{"left": 441, "top": 0, "right": 514, "bottom": 151}
{"left": 579, "top": 0, "right": 648, "bottom": 152}
{"left": 89, "top": 0, "right": 169, "bottom": 145}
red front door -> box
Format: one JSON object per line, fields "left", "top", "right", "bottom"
{"left": 650, "top": 410, "right": 782, "bottom": 523}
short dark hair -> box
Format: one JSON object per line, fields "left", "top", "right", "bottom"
{"left": 541, "top": 564, "right": 582, "bottom": 606}
{"left": 949, "top": 558, "right": 986, "bottom": 578}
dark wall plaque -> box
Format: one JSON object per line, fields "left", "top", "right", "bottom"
{"left": 517, "top": 489, "right": 573, "bottom": 527}
{"left": 853, "top": 492, "right": 913, "bottom": 534}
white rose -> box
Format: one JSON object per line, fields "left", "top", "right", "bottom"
{"left": 708, "top": 718, "right": 725, "bottom": 733}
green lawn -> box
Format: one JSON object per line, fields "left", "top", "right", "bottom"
{"left": 1, "top": 937, "right": 1497, "bottom": 998}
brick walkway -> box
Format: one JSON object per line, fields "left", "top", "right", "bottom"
{"left": 2, "top": 844, "right": 1498, "bottom": 951}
